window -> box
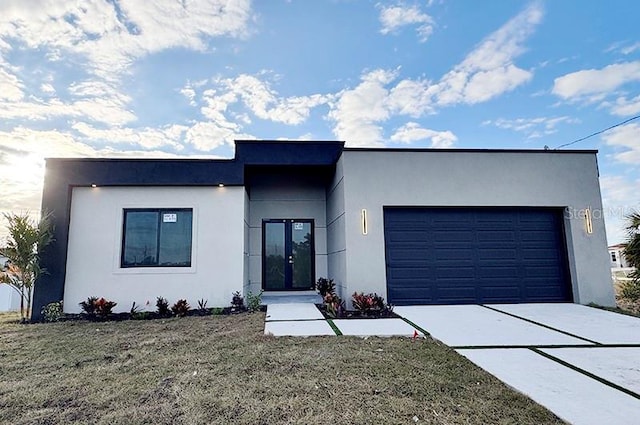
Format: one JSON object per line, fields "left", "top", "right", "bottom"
{"left": 611, "top": 252, "right": 617, "bottom": 262}
{"left": 121, "top": 209, "right": 193, "bottom": 267}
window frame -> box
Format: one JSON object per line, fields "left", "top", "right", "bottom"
{"left": 120, "top": 208, "right": 193, "bottom": 268}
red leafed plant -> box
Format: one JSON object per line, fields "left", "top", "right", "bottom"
{"left": 323, "top": 293, "right": 345, "bottom": 318}
{"left": 79, "top": 296, "right": 116, "bottom": 319}
{"left": 93, "top": 297, "right": 117, "bottom": 318}
{"left": 351, "top": 292, "right": 386, "bottom": 312}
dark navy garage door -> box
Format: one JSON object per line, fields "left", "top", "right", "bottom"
{"left": 384, "top": 207, "right": 572, "bottom": 305}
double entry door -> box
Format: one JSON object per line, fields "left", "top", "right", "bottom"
{"left": 262, "top": 219, "right": 314, "bottom": 291}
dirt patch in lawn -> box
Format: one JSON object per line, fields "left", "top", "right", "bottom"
{"left": 0, "top": 312, "right": 563, "bottom": 425}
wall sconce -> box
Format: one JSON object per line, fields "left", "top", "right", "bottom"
{"left": 584, "top": 208, "right": 593, "bottom": 234}
{"left": 361, "top": 209, "right": 368, "bottom": 235}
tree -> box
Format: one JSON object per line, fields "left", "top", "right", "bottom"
{"left": 0, "top": 212, "right": 54, "bottom": 322}
{"left": 620, "top": 211, "right": 640, "bottom": 302}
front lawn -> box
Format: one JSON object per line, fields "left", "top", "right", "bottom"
{"left": 0, "top": 312, "right": 562, "bottom": 424}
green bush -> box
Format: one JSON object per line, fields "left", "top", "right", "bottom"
{"left": 171, "top": 299, "right": 190, "bottom": 317}
{"left": 246, "top": 290, "right": 263, "bottom": 312}
{"left": 41, "top": 301, "right": 63, "bottom": 322}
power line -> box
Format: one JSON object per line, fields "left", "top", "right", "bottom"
{"left": 554, "top": 114, "right": 640, "bottom": 149}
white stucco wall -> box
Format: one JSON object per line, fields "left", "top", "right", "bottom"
{"left": 64, "top": 186, "right": 245, "bottom": 313}
{"left": 326, "top": 155, "right": 347, "bottom": 297}
{"left": 341, "top": 150, "right": 614, "bottom": 306}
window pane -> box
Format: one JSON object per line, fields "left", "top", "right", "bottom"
{"left": 264, "top": 222, "right": 285, "bottom": 289}
{"left": 123, "top": 211, "right": 159, "bottom": 266}
{"left": 291, "top": 222, "right": 313, "bottom": 289}
{"left": 158, "top": 211, "right": 193, "bottom": 266}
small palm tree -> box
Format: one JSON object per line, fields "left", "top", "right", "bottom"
{"left": 621, "top": 211, "right": 640, "bottom": 302}
{"left": 0, "top": 212, "right": 54, "bottom": 322}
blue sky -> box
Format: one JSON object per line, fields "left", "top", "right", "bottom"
{"left": 0, "top": 0, "right": 638, "bottom": 243}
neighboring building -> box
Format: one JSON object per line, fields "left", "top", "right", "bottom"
{"left": 0, "top": 253, "right": 21, "bottom": 312}
{"left": 31, "top": 140, "right": 615, "bottom": 320}
{"left": 609, "top": 244, "right": 632, "bottom": 269}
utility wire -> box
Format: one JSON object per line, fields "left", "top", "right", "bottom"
{"left": 554, "top": 114, "right": 640, "bottom": 149}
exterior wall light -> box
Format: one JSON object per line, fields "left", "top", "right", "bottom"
{"left": 91, "top": 184, "right": 97, "bottom": 188}
{"left": 584, "top": 208, "right": 593, "bottom": 234}
{"left": 218, "top": 183, "right": 224, "bottom": 187}
{"left": 361, "top": 209, "right": 368, "bottom": 235}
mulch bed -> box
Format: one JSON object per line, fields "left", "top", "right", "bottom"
{"left": 315, "top": 303, "right": 400, "bottom": 320}
{"left": 49, "top": 305, "right": 267, "bottom": 323}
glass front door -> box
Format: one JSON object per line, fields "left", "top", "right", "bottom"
{"left": 263, "top": 219, "right": 314, "bottom": 291}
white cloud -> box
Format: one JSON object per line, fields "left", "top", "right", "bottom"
{"left": 434, "top": 2, "right": 542, "bottom": 105}
{"left": 184, "top": 121, "right": 253, "bottom": 151}
{"left": 180, "top": 85, "right": 198, "bottom": 107}
{"left": 0, "top": 0, "right": 253, "bottom": 80}
{"left": 210, "top": 74, "right": 330, "bottom": 125}
{"left": 621, "top": 42, "right": 640, "bottom": 55}
{"left": 390, "top": 122, "right": 457, "bottom": 147}
{"left": 607, "top": 41, "right": 640, "bottom": 55}
{"left": 485, "top": 116, "right": 580, "bottom": 138}
{"left": 0, "top": 95, "right": 137, "bottom": 126}
{"left": 601, "top": 123, "right": 640, "bottom": 164}
{"left": 387, "top": 78, "right": 436, "bottom": 116}
{"left": 40, "top": 83, "right": 56, "bottom": 94}
{"left": 328, "top": 69, "right": 398, "bottom": 146}
{"left": 379, "top": 4, "right": 434, "bottom": 42}
{"left": 0, "top": 67, "right": 24, "bottom": 101}
{"left": 552, "top": 61, "right": 640, "bottom": 100}
{"left": 71, "top": 122, "right": 186, "bottom": 150}
{"left": 608, "top": 94, "right": 640, "bottom": 117}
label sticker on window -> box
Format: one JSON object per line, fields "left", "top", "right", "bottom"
{"left": 163, "top": 213, "right": 177, "bottom": 223}
{"left": 293, "top": 222, "right": 304, "bottom": 231}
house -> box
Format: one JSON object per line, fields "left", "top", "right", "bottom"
{"left": 609, "top": 244, "right": 631, "bottom": 269}
{"left": 0, "top": 253, "right": 21, "bottom": 312}
{"left": 31, "top": 140, "right": 614, "bottom": 320}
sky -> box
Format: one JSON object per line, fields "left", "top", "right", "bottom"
{"left": 0, "top": 0, "right": 638, "bottom": 244}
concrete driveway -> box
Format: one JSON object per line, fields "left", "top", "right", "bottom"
{"left": 395, "top": 303, "right": 640, "bottom": 425}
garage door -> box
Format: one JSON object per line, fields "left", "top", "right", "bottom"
{"left": 384, "top": 207, "right": 571, "bottom": 305}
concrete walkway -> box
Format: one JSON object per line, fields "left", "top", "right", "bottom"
{"left": 263, "top": 303, "right": 423, "bottom": 337}
{"left": 265, "top": 302, "right": 640, "bottom": 425}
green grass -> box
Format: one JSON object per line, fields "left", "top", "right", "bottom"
{"left": 589, "top": 303, "right": 640, "bottom": 318}
{"left": 0, "top": 312, "right": 563, "bottom": 424}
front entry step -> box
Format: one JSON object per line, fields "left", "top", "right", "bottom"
{"left": 261, "top": 291, "right": 322, "bottom": 305}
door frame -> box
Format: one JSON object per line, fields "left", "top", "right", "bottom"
{"left": 261, "top": 218, "right": 316, "bottom": 291}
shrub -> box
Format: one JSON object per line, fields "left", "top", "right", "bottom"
{"left": 352, "top": 292, "right": 386, "bottom": 312}
{"left": 79, "top": 296, "right": 99, "bottom": 316}
{"left": 211, "top": 307, "right": 225, "bottom": 315}
{"left": 316, "top": 277, "right": 336, "bottom": 297}
{"left": 41, "top": 301, "right": 63, "bottom": 322}
{"left": 620, "top": 271, "right": 640, "bottom": 302}
{"left": 156, "top": 297, "right": 171, "bottom": 317}
{"left": 94, "top": 298, "right": 117, "bottom": 318}
{"left": 171, "top": 299, "right": 190, "bottom": 317}
{"left": 230, "top": 291, "right": 244, "bottom": 310}
{"left": 130, "top": 301, "right": 141, "bottom": 315}
{"left": 323, "top": 293, "right": 345, "bottom": 318}
{"left": 197, "top": 298, "right": 209, "bottom": 315}
{"left": 246, "top": 290, "right": 263, "bottom": 313}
